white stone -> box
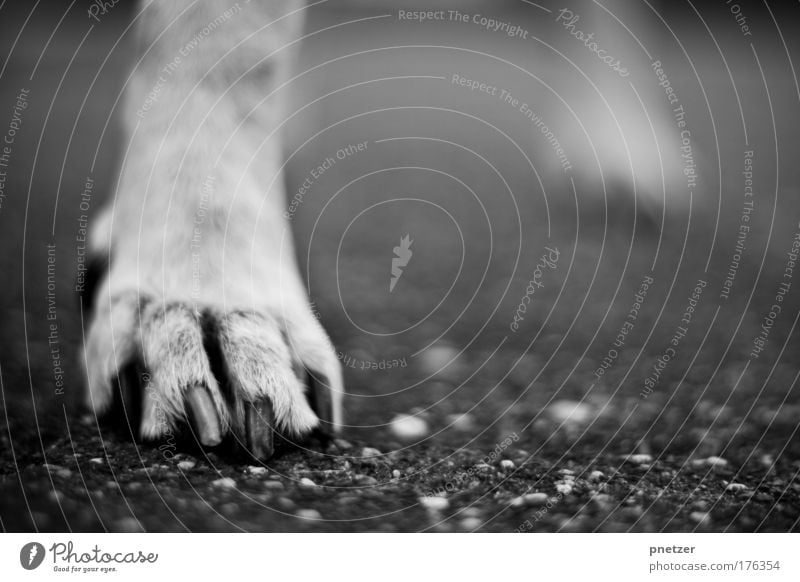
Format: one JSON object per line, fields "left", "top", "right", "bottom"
{"left": 511, "top": 492, "right": 549, "bottom": 507}
{"left": 448, "top": 413, "right": 475, "bottom": 431}
{"left": 555, "top": 480, "right": 574, "bottom": 495}
{"left": 500, "top": 459, "right": 516, "bottom": 470}
{"left": 299, "top": 477, "right": 317, "bottom": 488}
{"left": 389, "top": 413, "right": 429, "bottom": 440}
{"left": 361, "top": 447, "right": 382, "bottom": 459}
{"left": 460, "top": 517, "right": 483, "bottom": 530}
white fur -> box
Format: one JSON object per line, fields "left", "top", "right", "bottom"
{"left": 83, "top": 293, "right": 140, "bottom": 414}
{"left": 82, "top": 0, "right": 342, "bottom": 441}
{"left": 139, "top": 303, "right": 225, "bottom": 438}
{"left": 218, "top": 311, "right": 318, "bottom": 435}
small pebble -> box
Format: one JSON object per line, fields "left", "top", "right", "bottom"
{"left": 89, "top": 458, "right": 104, "bottom": 465}
{"left": 725, "top": 482, "right": 748, "bottom": 493}
{"left": 592, "top": 493, "right": 613, "bottom": 508}
{"left": 296, "top": 509, "right": 322, "bottom": 520}
{"left": 264, "top": 481, "right": 284, "bottom": 490}
{"left": 299, "top": 477, "right": 317, "bottom": 488}
{"left": 447, "top": 413, "right": 475, "bottom": 431}
{"left": 247, "top": 466, "right": 267, "bottom": 475}
{"left": 356, "top": 475, "right": 378, "bottom": 486}
{"left": 702, "top": 456, "right": 729, "bottom": 467}
{"left": 419, "top": 496, "right": 449, "bottom": 511}
{"left": 177, "top": 460, "right": 196, "bottom": 471}
{"left": 511, "top": 492, "right": 548, "bottom": 507}
{"left": 419, "top": 343, "right": 460, "bottom": 377}
{"left": 211, "top": 477, "right": 237, "bottom": 489}
{"left": 500, "top": 459, "right": 515, "bottom": 471}
{"left": 460, "top": 517, "right": 483, "bottom": 530}
{"left": 625, "top": 454, "right": 653, "bottom": 464}
{"left": 690, "top": 511, "right": 712, "bottom": 525}
{"left": 589, "top": 470, "right": 605, "bottom": 482}
{"left": 389, "top": 413, "right": 429, "bottom": 441}
{"left": 56, "top": 469, "right": 72, "bottom": 479}
{"left": 277, "top": 497, "right": 296, "bottom": 510}
{"left": 392, "top": 469, "right": 402, "bottom": 479}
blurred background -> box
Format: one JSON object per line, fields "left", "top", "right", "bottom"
{"left": 0, "top": 1, "right": 798, "bottom": 531}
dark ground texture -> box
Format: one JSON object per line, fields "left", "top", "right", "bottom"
{"left": 1, "top": 3, "right": 799, "bottom": 532}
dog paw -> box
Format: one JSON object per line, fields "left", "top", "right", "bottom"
{"left": 82, "top": 292, "right": 343, "bottom": 460}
